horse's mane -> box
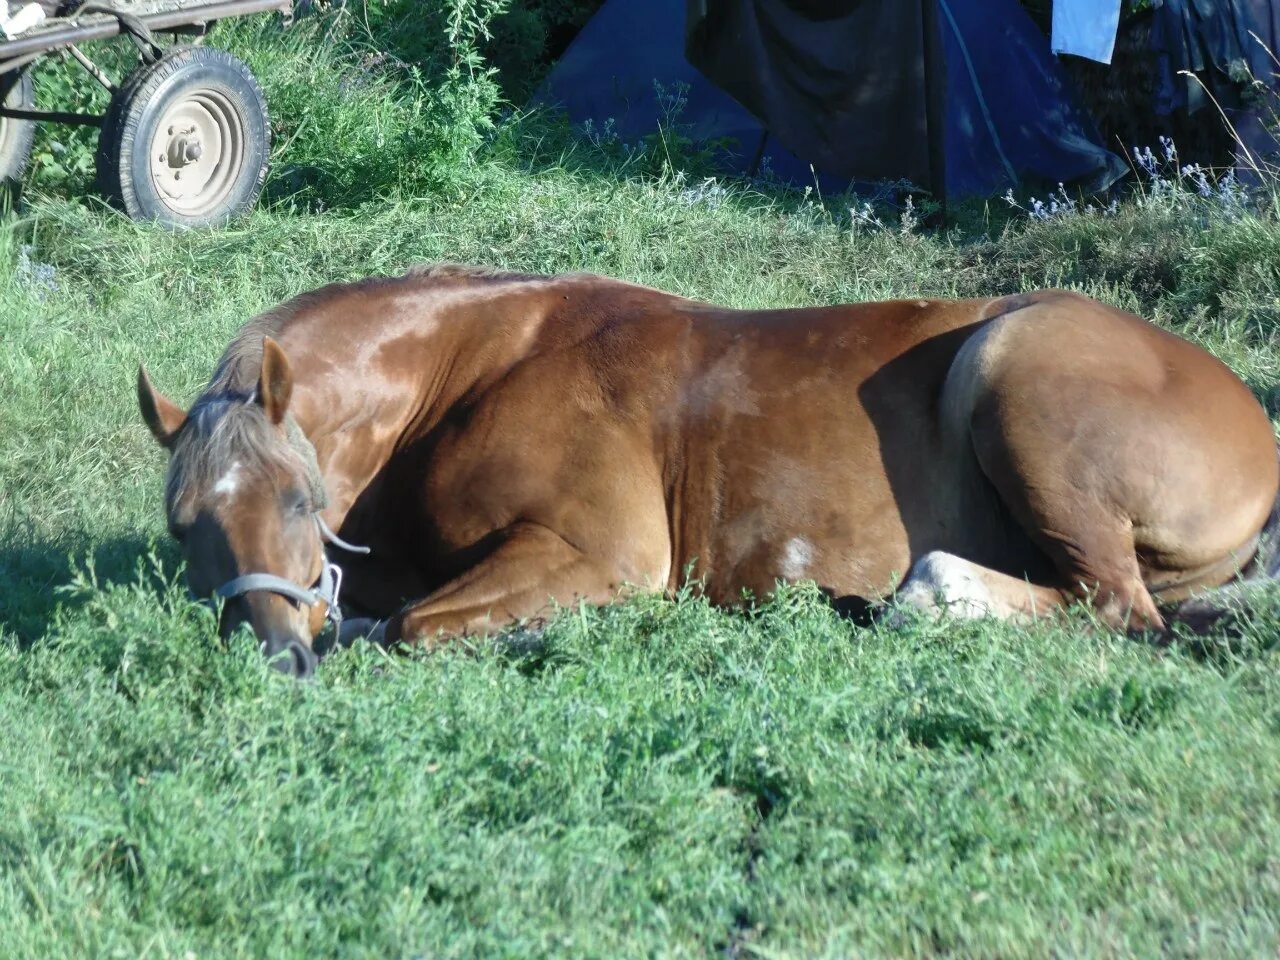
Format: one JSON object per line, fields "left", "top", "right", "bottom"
{"left": 167, "top": 264, "right": 549, "bottom": 511}
{"left": 207, "top": 262, "right": 546, "bottom": 398}
{"left": 403, "top": 262, "right": 546, "bottom": 284}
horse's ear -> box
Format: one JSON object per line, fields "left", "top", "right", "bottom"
{"left": 137, "top": 365, "right": 187, "bottom": 449}
{"left": 257, "top": 336, "right": 293, "bottom": 426}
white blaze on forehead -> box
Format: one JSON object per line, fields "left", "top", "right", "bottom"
{"left": 781, "top": 537, "right": 814, "bottom": 580}
{"left": 212, "top": 461, "right": 244, "bottom": 498}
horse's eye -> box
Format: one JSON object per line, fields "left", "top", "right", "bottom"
{"left": 284, "top": 491, "right": 310, "bottom": 516}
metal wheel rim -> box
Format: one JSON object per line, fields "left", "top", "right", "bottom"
{"left": 148, "top": 87, "right": 245, "bottom": 217}
{"left": 0, "top": 84, "right": 11, "bottom": 154}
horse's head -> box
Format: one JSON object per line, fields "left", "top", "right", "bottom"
{"left": 137, "top": 338, "right": 337, "bottom": 678}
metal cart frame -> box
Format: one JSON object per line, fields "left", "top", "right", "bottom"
{"left": 0, "top": 0, "right": 292, "bottom": 226}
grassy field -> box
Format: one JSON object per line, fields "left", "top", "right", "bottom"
{"left": 3, "top": 9, "right": 1280, "bottom": 957}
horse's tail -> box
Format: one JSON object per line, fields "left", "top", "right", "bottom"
{"left": 1168, "top": 451, "right": 1280, "bottom": 636}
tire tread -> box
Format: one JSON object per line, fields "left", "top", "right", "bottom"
{"left": 96, "top": 46, "right": 270, "bottom": 228}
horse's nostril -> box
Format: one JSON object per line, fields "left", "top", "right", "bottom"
{"left": 265, "top": 640, "right": 317, "bottom": 679}
{"left": 290, "top": 642, "right": 317, "bottom": 679}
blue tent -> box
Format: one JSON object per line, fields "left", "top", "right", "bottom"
{"left": 538, "top": 0, "right": 1126, "bottom": 199}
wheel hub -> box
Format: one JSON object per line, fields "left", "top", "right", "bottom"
{"left": 148, "top": 88, "right": 245, "bottom": 216}
{"left": 165, "top": 128, "right": 204, "bottom": 169}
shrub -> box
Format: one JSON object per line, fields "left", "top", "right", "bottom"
{"left": 483, "top": 0, "right": 604, "bottom": 101}
{"left": 236, "top": 0, "right": 511, "bottom": 206}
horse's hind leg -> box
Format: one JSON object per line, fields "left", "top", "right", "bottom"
{"left": 962, "top": 395, "right": 1165, "bottom": 632}
{"left": 886, "top": 551, "right": 1071, "bottom": 626}
{"left": 384, "top": 521, "right": 629, "bottom": 646}
{"left": 965, "top": 419, "right": 1171, "bottom": 632}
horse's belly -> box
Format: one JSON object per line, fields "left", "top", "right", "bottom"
{"left": 691, "top": 421, "right": 1038, "bottom": 605}
{"left": 693, "top": 449, "right": 918, "bottom": 604}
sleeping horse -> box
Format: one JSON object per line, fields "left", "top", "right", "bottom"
{"left": 137, "top": 266, "right": 1279, "bottom": 677}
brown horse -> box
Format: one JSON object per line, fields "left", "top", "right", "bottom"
{"left": 138, "top": 265, "right": 1278, "bottom": 676}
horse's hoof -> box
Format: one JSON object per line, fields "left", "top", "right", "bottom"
{"left": 875, "top": 602, "right": 924, "bottom": 632}
{"left": 499, "top": 621, "right": 548, "bottom": 655}
{"left": 336, "top": 617, "right": 389, "bottom": 648}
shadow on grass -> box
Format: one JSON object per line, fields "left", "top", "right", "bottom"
{"left": 0, "top": 533, "right": 179, "bottom": 646}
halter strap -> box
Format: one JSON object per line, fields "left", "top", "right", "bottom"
{"left": 217, "top": 573, "right": 321, "bottom": 608}
{"left": 318, "top": 513, "right": 370, "bottom": 555}
{"left": 212, "top": 416, "right": 370, "bottom": 632}
{"left": 215, "top": 518, "right": 350, "bottom": 629}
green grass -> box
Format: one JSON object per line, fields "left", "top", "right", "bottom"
{"left": 3, "top": 12, "right": 1280, "bottom": 957}
{"left": 7, "top": 577, "right": 1280, "bottom": 958}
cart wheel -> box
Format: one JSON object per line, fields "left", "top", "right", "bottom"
{"left": 0, "top": 70, "right": 36, "bottom": 193}
{"left": 97, "top": 46, "right": 269, "bottom": 228}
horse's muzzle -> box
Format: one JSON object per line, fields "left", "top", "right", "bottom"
{"left": 204, "top": 513, "right": 371, "bottom": 676}
{"left": 262, "top": 635, "right": 318, "bottom": 679}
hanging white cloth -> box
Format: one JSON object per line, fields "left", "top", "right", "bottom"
{"left": 0, "top": 2, "right": 45, "bottom": 39}
{"left": 1051, "top": 0, "right": 1123, "bottom": 65}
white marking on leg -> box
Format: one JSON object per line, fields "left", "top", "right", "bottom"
{"left": 894, "top": 551, "right": 996, "bottom": 620}
{"left": 213, "top": 461, "right": 243, "bottom": 498}
{"left": 781, "top": 537, "right": 814, "bottom": 580}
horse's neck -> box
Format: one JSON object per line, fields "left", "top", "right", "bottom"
{"left": 282, "top": 281, "right": 543, "bottom": 522}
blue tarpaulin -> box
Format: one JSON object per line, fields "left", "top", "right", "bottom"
{"left": 538, "top": 0, "right": 1126, "bottom": 199}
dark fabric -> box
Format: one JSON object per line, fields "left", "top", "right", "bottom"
{"left": 939, "top": 0, "right": 1125, "bottom": 194}
{"left": 538, "top": 0, "right": 827, "bottom": 184}
{"left": 1151, "top": 0, "right": 1280, "bottom": 114}
{"left": 536, "top": 0, "right": 1126, "bottom": 197}
{"left": 685, "top": 0, "right": 939, "bottom": 189}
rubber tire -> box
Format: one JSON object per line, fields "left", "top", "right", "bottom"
{"left": 97, "top": 46, "right": 270, "bottom": 228}
{"left": 0, "top": 70, "right": 36, "bottom": 195}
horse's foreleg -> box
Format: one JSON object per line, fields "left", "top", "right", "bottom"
{"left": 385, "top": 522, "right": 625, "bottom": 646}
